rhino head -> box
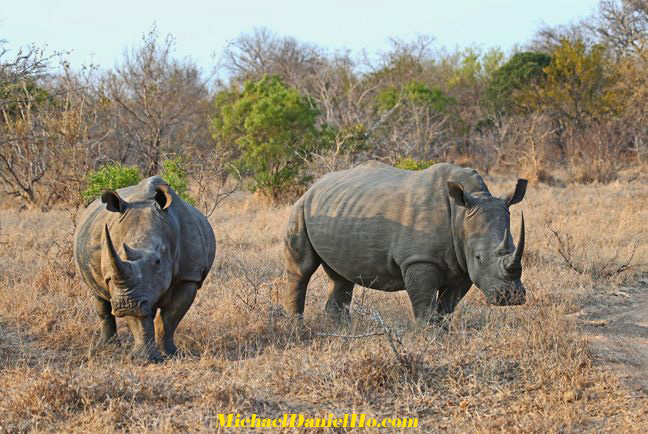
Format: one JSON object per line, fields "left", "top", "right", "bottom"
{"left": 448, "top": 179, "right": 527, "bottom": 306}
{"left": 100, "top": 184, "right": 176, "bottom": 318}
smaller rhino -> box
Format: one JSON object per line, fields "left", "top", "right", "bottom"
{"left": 74, "top": 177, "right": 215, "bottom": 362}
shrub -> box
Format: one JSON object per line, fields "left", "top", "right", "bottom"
{"left": 81, "top": 164, "right": 141, "bottom": 201}
{"left": 212, "top": 75, "right": 333, "bottom": 201}
{"left": 394, "top": 158, "right": 437, "bottom": 171}
{"left": 81, "top": 158, "right": 195, "bottom": 204}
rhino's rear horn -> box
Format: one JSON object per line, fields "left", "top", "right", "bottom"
{"left": 123, "top": 243, "right": 142, "bottom": 261}
{"left": 103, "top": 224, "right": 132, "bottom": 283}
{"left": 497, "top": 228, "right": 512, "bottom": 253}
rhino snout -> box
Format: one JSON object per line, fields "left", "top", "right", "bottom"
{"left": 490, "top": 281, "right": 526, "bottom": 306}
{"left": 111, "top": 297, "right": 151, "bottom": 317}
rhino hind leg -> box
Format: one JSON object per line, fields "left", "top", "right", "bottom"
{"left": 154, "top": 281, "right": 199, "bottom": 357}
{"left": 283, "top": 202, "right": 321, "bottom": 317}
{"left": 322, "top": 263, "right": 354, "bottom": 323}
{"left": 283, "top": 243, "right": 321, "bottom": 317}
{"left": 403, "top": 263, "right": 441, "bottom": 324}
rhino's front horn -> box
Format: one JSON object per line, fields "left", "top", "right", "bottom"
{"left": 103, "top": 224, "right": 132, "bottom": 283}
{"left": 512, "top": 212, "right": 525, "bottom": 264}
{"left": 504, "top": 212, "right": 525, "bottom": 273}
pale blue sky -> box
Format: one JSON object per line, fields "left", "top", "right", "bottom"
{"left": 1, "top": 0, "right": 598, "bottom": 70}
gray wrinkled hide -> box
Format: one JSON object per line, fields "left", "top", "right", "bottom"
{"left": 284, "top": 161, "right": 526, "bottom": 322}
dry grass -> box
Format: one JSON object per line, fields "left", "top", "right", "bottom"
{"left": 1, "top": 179, "right": 648, "bottom": 432}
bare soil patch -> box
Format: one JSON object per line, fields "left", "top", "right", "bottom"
{"left": 577, "top": 278, "right": 648, "bottom": 396}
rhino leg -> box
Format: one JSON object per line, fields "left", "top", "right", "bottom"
{"left": 437, "top": 277, "right": 472, "bottom": 316}
{"left": 322, "top": 263, "right": 354, "bottom": 323}
{"left": 154, "top": 281, "right": 198, "bottom": 357}
{"left": 404, "top": 263, "right": 441, "bottom": 324}
{"left": 283, "top": 200, "right": 321, "bottom": 317}
{"left": 93, "top": 295, "right": 117, "bottom": 345}
{"left": 126, "top": 315, "right": 163, "bottom": 363}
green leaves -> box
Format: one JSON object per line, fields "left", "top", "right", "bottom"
{"left": 484, "top": 42, "right": 621, "bottom": 123}
{"left": 375, "top": 81, "right": 454, "bottom": 112}
{"left": 160, "top": 157, "right": 194, "bottom": 205}
{"left": 539, "top": 40, "right": 622, "bottom": 123}
{"left": 81, "top": 164, "right": 141, "bottom": 201}
{"left": 393, "top": 157, "right": 437, "bottom": 171}
{"left": 484, "top": 51, "right": 551, "bottom": 115}
{"left": 81, "top": 158, "right": 194, "bottom": 204}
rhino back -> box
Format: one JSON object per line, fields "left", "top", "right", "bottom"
{"left": 301, "top": 162, "right": 484, "bottom": 289}
{"left": 172, "top": 199, "right": 216, "bottom": 285}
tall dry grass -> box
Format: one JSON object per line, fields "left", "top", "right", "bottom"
{"left": 1, "top": 179, "right": 648, "bottom": 432}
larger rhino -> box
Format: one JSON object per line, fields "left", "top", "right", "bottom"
{"left": 284, "top": 162, "right": 527, "bottom": 322}
{"left": 74, "top": 176, "right": 215, "bottom": 362}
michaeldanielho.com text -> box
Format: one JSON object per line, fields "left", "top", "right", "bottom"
{"left": 217, "top": 414, "right": 418, "bottom": 428}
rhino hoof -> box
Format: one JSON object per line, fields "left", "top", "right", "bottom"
{"left": 162, "top": 343, "right": 179, "bottom": 358}
{"left": 129, "top": 347, "right": 163, "bottom": 364}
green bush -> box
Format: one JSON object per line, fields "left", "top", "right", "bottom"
{"left": 394, "top": 158, "right": 437, "bottom": 171}
{"left": 81, "top": 164, "right": 142, "bottom": 201}
{"left": 160, "top": 157, "right": 195, "bottom": 205}
{"left": 81, "top": 158, "right": 195, "bottom": 205}
{"left": 212, "top": 75, "right": 333, "bottom": 201}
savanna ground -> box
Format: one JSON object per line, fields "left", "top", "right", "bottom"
{"left": 1, "top": 175, "right": 648, "bottom": 432}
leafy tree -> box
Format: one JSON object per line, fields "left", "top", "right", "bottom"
{"left": 445, "top": 47, "right": 504, "bottom": 91}
{"left": 212, "top": 75, "right": 332, "bottom": 200}
{"left": 537, "top": 39, "right": 622, "bottom": 126}
{"left": 484, "top": 51, "right": 551, "bottom": 115}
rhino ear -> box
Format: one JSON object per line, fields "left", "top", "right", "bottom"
{"left": 447, "top": 182, "right": 474, "bottom": 208}
{"left": 154, "top": 184, "right": 172, "bottom": 210}
{"left": 101, "top": 190, "right": 127, "bottom": 213}
{"left": 503, "top": 179, "right": 528, "bottom": 207}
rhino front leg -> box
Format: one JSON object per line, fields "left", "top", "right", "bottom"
{"left": 155, "top": 281, "right": 198, "bottom": 357}
{"left": 437, "top": 277, "right": 472, "bottom": 316}
{"left": 93, "top": 295, "right": 117, "bottom": 345}
{"left": 322, "top": 263, "right": 354, "bottom": 323}
{"left": 126, "top": 315, "right": 163, "bottom": 363}
{"left": 404, "top": 263, "right": 441, "bottom": 324}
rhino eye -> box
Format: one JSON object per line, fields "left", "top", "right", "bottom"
{"left": 155, "top": 259, "right": 161, "bottom": 266}
{"left": 476, "top": 254, "right": 484, "bottom": 265}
